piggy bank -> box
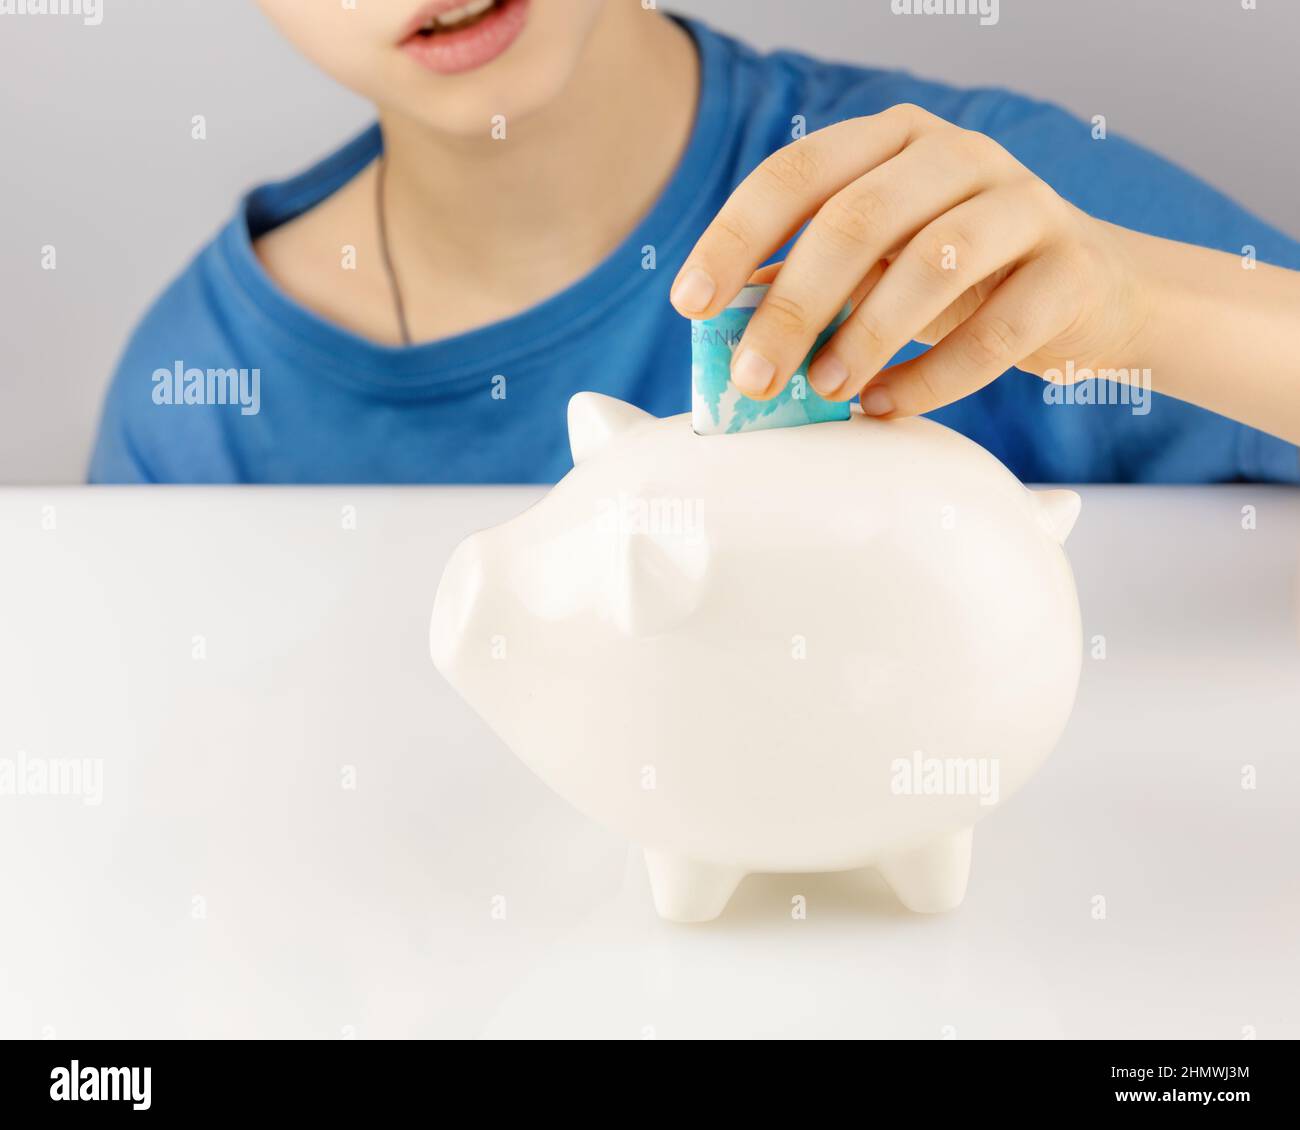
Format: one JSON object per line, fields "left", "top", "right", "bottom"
{"left": 431, "top": 393, "right": 1082, "bottom": 922}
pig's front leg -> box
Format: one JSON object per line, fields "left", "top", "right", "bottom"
{"left": 876, "top": 827, "right": 974, "bottom": 913}
{"left": 643, "top": 849, "right": 747, "bottom": 923}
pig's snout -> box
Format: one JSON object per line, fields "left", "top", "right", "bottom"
{"left": 430, "top": 534, "right": 487, "bottom": 676}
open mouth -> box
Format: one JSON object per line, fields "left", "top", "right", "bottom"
{"left": 411, "top": 0, "right": 503, "bottom": 38}
{"left": 400, "top": 0, "right": 529, "bottom": 75}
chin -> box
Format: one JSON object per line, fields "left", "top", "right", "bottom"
{"left": 391, "top": 57, "right": 581, "bottom": 137}
{"left": 384, "top": 0, "right": 604, "bottom": 137}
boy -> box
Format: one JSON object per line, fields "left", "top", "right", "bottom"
{"left": 90, "top": 0, "right": 1300, "bottom": 484}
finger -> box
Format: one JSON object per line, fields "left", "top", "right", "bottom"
{"left": 669, "top": 104, "right": 946, "bottom": 320}
{"left": 859, "top": 253, "right": 1081, "bottom": 418}
{"left": 730, "top": 134, "right": 997, "bottom": 398}
{"left": 847, "top": 260, "right": 887, "bottom": 311}
{"left": 748, "top": 260, "right": 885, "bottom": 306}
{"left": 808, "top": 182, "right": 1050, "bottom": 401}
{"left": 733, "top": 263, "right": 894, "bottom": 397}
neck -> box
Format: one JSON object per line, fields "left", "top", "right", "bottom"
{"left": 377, "top": 7, "right": 698, "bottom": 334}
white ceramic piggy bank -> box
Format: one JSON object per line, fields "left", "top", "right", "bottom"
{"left": 431, "top": 393, "right": 1082, "bottom": 922}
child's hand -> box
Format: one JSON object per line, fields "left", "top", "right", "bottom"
{"left": 669, "top": 103, "right": 1148, "bottom": 419}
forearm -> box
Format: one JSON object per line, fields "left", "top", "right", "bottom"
{"left": 1123, "top": 227, "right": 1300, "bottom": 445}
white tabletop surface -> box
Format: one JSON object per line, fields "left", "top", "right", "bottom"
{"left": 1, "top": 485, "right": 1297, "bottom": 1040}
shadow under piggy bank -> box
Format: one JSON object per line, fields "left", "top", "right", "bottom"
{"left": 431, "top": 392, "right": 1082, "bottom": 923}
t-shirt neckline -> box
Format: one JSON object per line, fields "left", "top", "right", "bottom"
{"left": 214, "top": 17, "right": 733, "bottom": 395}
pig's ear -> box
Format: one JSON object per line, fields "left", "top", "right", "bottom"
{"left": 1032, "top": 489, "right": 1082, "bottom": 544}
{"left": 610, "top": 530, "right": 710, "bottom": 638}
{"left": 569, "top": 392, "right": 653, "bottom": 465}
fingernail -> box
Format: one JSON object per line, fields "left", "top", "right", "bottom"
{"left": 809, "top": 354, "right": 848, "bottom": 397}
{"left": 861, "top": 386, "right": 895, "bottom": 417}
{"left": 732, "top": 349, "right": 776, "bottom": 396}
{"left": 670, "top": 266, "right": 716, "bottom": 314}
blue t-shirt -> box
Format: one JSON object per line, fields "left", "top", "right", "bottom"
{"left": 89, "top": 18, "right": 1300, "bottom": 485}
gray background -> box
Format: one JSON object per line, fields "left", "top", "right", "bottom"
{"left": 1, "top": 0, "right": 1296, "bottom": 483}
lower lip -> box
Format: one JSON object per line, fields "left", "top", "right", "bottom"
{"left": 401, "top": 0, "right": 531, "bottom": 76}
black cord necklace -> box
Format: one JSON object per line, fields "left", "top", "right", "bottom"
{"left": 375, "top": 155, "right": 414, "bottom": 348}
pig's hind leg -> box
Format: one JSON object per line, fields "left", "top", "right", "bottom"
{"left": 876, "top": 827, "right": 973, "bottom": 913}
{"left": 643, "top": 849, "right": 746, "bottom": 923}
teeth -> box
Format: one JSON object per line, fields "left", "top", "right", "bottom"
{"left": 435, "top": 0, "right": 494, "bottom": 27}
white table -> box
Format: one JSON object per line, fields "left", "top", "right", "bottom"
{"left": 1, "top": 486, "right": 1297, "bottom": 1039}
